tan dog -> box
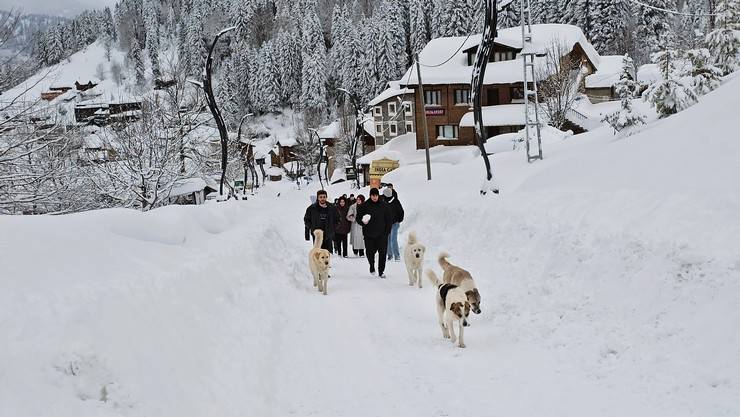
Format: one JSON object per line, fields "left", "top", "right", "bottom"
{"left": 403, "top": 231, "right": 426, "bottom": 288}
{"left": 309, "top": 229, "right": 331, "bottom": 295}
{"left": 426, "top": 269, "right": 471, "bottom": 348}
{"left": 438, "top": 252, "right": 482, "bottom": 315}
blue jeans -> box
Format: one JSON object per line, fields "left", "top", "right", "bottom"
{"left": 387, "top": 222, "right": 400, "bottom": 260}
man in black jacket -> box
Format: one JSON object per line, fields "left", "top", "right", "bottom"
{"left": 356, "top": 187, "right": 393, "bottom": 278}
{"left": 304, "top": 190, "right": 339, "bottom": 252}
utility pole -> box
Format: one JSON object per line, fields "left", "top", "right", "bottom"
{"left": 415, "top": 54, "right": 432, "bottom": 181}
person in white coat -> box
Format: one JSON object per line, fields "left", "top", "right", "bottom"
{"left": 346, "top": 194, "right": 366, "bottom": 257}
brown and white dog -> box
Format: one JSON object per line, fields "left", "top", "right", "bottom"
{"left": 308, "top": 229, "right": 331, "bottom": 295}
{"left": 438, "top": 252, "right": 482, "bottom": 315}
{"left": 403, "top": 231, "right": 426, "bottom": 288}
{"left": 427, "top": 269, "right": 471, "bottom": 348}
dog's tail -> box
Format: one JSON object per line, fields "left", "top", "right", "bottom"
{"left": 407, "top": 231, "right": 418, "bottom": 245}
{"left": 312, "top": 229, "right": 324, "bottom": 250}
{"left": 438, "top": 251, "right": 452, "bottom": 269}
{"left": 426, "top": 269, "right": 441, "bottom": 287}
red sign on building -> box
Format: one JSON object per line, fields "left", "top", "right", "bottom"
{"left": 425, "top": 108, "right": 445, "bottom": 116}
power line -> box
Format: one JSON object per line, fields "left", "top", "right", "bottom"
{"left": 417, "top": 32, "right": 475, "bottom": 68}
{"left": 627, "top": 0, "right": 722, "bottom": 17}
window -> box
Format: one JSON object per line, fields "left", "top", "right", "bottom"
{"left": 402, "top": 102, "right": 412, "bottom": 114}
{"left": 424, "top": 90, "right": 441, "bottom": 106}
{"left": 510, "top": 86, "right": 525, "bottom": 103}
{"left": 454, "top": 89, "right": 470, "bottom": 105}
{"left": 388, "top": 102, "right": 397, "bottom": 115}
{"left": 374, "top": 106, "right": 382, "bottom": 116}
{"left": 405, "top": 121, "right": 414, "bottom": 133}
{"left": 436, "top": 125, "right": 458, "bottom": 139}
{"left": 491, "top": 51, "right": 515, "bottom": 62}
{"left": 389, "top": 122, "right": 398, "bottom": 136}
{"left": 375, "top": 123, "right": 383, "bottom": 136}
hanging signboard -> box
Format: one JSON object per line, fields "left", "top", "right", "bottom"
{"left": 369, "top": 158, "right": 399, "bottom": 189}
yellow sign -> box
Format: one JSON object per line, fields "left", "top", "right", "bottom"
{"left": 369, "top": 158, "right": 400, "bottom": 179}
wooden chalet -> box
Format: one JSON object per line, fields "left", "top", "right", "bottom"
{"left": 400, "top": 24, "right": 601, "bottom": 148}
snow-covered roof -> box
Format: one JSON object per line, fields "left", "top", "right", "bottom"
{"left": 637, "top": 64, "right": 662, "bottom": 84}
{"left": 459, "top": 104, "right": 526, "bottom": 127}
{"left": 400, "top": 24, "right": 601, "bottom": 86}
{"left": 586, "top": 55, "right": 628, "bottom": 88}
{"left": 368, "top": 82, "right": 414, "bottom": 107}
{"left": 168, "top": 178, "right": 208, "bottom": 198}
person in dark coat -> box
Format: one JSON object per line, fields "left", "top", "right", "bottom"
{"left": 304, "top": 190, "right": 339, "bottom": 252}
{"left": 356, "top": 187, "right": 393, "bottom": 278}
{"left": 333, "top": 196, "right": 351, "bottom": 258}
{"left": 383, "top": 187, "right": 404, "bottom": 262}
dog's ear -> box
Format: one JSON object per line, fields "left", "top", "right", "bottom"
{"left": 466, "top": 289, "right": 480, "bottom": 301}
{"left": 464, "top": 302, "right": 471, "bottom": 315}
{"left": 313, "top": 251, "right": 321, "bottom": 260}
{"left": 420, "top": 245, "right": 426, "bottom": 252}
{"left": 450, "top": 302, "right": 462, "bottom": 317}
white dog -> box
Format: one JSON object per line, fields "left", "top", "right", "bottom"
{"left": 308, "top": 229, "right": 331, "bottom": 295}
{"left": 426, "top": 269, "right": 471, "bottom": 348}
{"left": 403, "top": 231, "right": 426, "bottom": 288}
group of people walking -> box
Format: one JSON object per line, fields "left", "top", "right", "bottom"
{"left": 304, "top": 184, "right": 404, "bottom": 278}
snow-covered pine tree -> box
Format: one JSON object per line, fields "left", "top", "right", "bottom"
{"left": 685, "top": 48, "right": 723, "bottom": 95}
{"left": 143, "top": 0, "right": 161, "bottom": 79}
{"left": 186, "top": 0, "right": 207, "bottom": 76}
{"left": 409, "top": 0, "right": 430, "bottom": 55}
{"left": 589, "top": 0, "right": 631, "bottom": 54}
{"left": 436, "top": 0, "right": 476, "bottom": 37}
{"left": 257, "top": 40, "right": 281, "bottom": 113}
{"left": 278, "top": 30, "right": 303, "bottom": 106}
{"left": 234, "top": 0, "right": 256, "bottom": 47}
{"left": 330, "top": 4, "right": 350, "bottom": 88}
{"left": 375, "top": 0, "right": 408, "bottom": 84}
{"left": 46, "top": 24, "right": 65, "bottom": 64}
{"left": 635, "top": 0, "right": 677, "bottom": 64}
{"left": 130, "top": 36, "right": 146, "bottom": 85}
{"left": 705, "top": 0, "right": 739, "bottom": 75}
{"left": 301, "top": 0, "right": 328, "bottom": 128}
{"left": 643, "top": 49, "right": 698, "bottom": 117}
{"left": 498, "top": 0, "right": 521, "bottom": 29}
{"left": 603, "top": 54, "right": 645, "bottom": 133}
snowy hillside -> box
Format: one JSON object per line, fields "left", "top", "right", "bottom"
{"left": 1, "top": 77, "right": 739, "bottom": 416}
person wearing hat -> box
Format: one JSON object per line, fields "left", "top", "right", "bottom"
{"left": 355, "top": 187, "right": 393, "bottom": 278}
{"left": 382, "top": 186, "right": 404, "bottom": 262}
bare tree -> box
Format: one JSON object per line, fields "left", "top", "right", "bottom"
{"left": 535, "top": 40, "right": 584, "bottom": 130}
{"left": 0, "top": 13, "right": 92, "bottom": 214}
{"left": 84, "top": 99, "right": 197, "bottom": 211}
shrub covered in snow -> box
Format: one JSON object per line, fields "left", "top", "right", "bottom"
{"left": 603, "top": 54, "right": 646, "bottom": 133}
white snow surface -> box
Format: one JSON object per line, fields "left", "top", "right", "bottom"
{"left": 459, "top": 103, "right": 526, "bottom": 127}
{"left": 2, "top": 77, "right": 740, "bottom": 417}
{"left": 585, "top": 55, "right": 627, "bottom": 88}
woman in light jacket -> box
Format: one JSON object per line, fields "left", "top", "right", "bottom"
{"left": 346, "top": 194, "right": 366, "bottom": 257}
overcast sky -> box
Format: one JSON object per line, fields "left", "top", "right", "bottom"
{"left": 0, "top": 0, "right": 117, "bottom": 17}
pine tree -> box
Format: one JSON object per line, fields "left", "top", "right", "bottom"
{"left": 143, "top": 0, "right": 161, "bottom": 78}
{"left": 234, "top": 0, "right": 256, "bottom": 47}
{"left": 685, "top": 48, "right": 722, "bottom": 95}
{"left": 589, "top": 0, "right": 631, "bottom": 54}
{"left": 130, "top": 36, "right": 146, "bottom": 85}
{"left": 375, "top": 0, "right": 408, "bottom": 84}
{"left": 409, "top": 0, "right": 430, "bottom": 55}
{"left": 301, "top": 0, "right": 328, "bottom": 128}
{"left": 635, "top": 0, "right": 677, "bottom": 63}
{"left": 643, "top": 49, "right": 698, "bottom": 117}
{"left": 186, "top": 0, "right": 207, "bottom": 76}
{"left": 705, "top": 0, "right": 739, "bottom": 75}
{"left": 603, "top": 54, "right": 645, "bottom": 133}
{"left": 436, "top": 0, "right": 476, "bottom": 37}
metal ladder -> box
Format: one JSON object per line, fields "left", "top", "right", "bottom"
{"left": 520, "top": 0, "right": 543, "bottom": 162}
